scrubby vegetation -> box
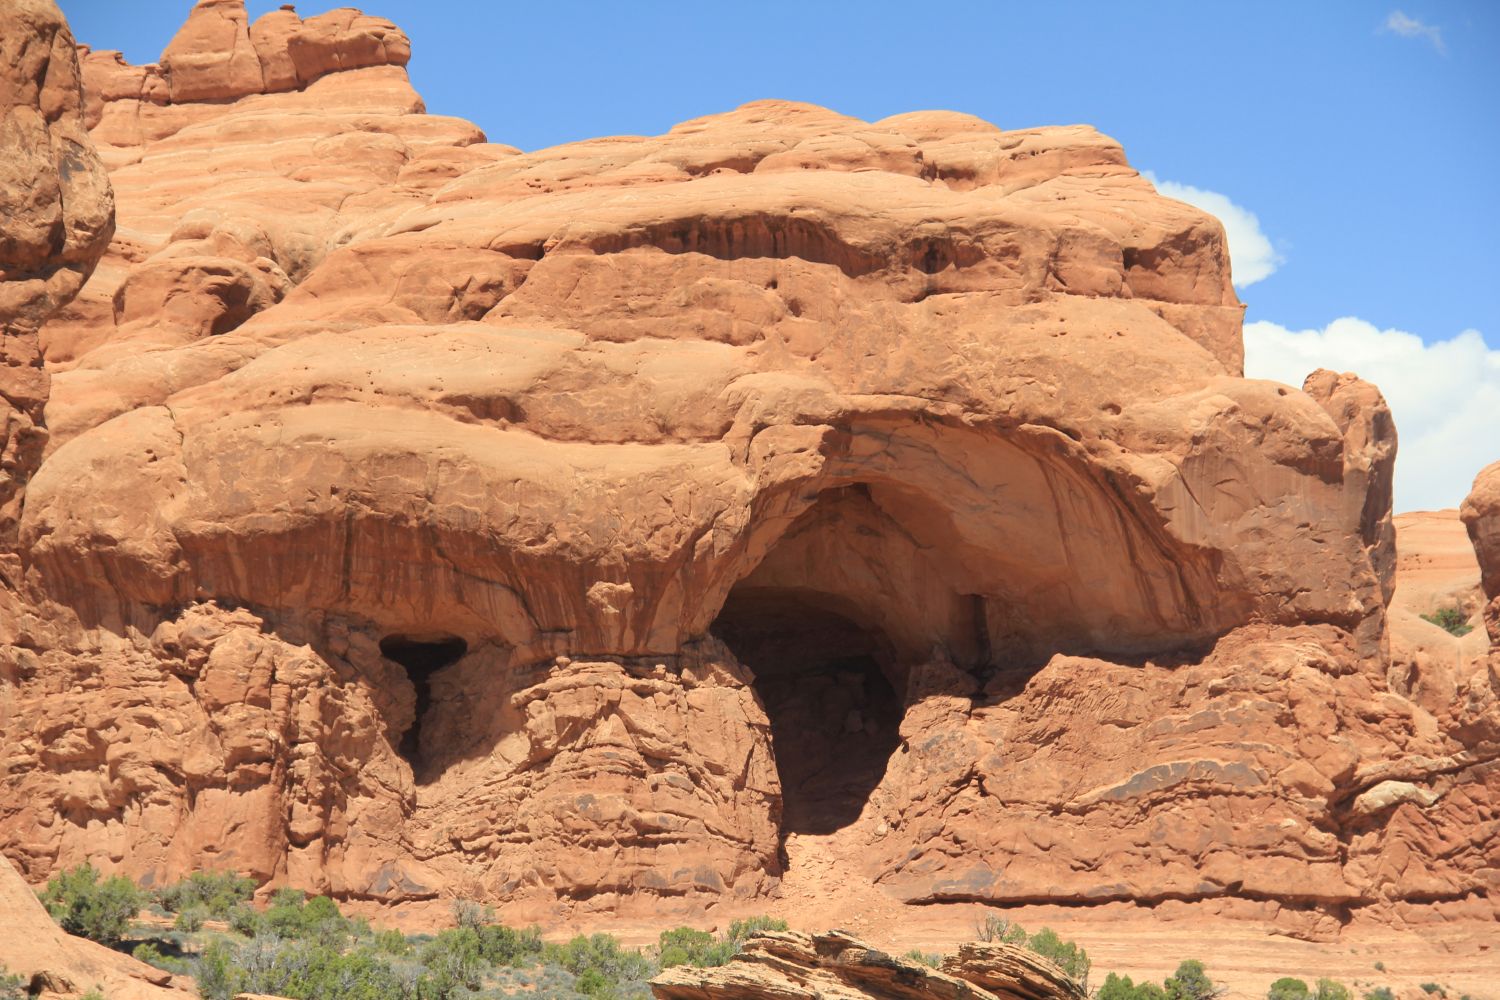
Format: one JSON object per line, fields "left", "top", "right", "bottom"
{"left": 40, "top": 863, "right": 146, "bottom": 944}
{"left": 25, "top": 868, "right": 1408, "bottom": 1000}
{"left": 974, "top": 914, "right": 1092, "bottom": 989}
{"left": 1267, "top": 977, "right": 1352, "bottom": 1000}
{"left": 1421, "top": 605, "right": 1474, "bottom": 636}
{"left": 1, "top": 966, "right": 27, "bottom": 1000}
{"left": 1098, "top": 960, "right": 1230, "bottom": 1000}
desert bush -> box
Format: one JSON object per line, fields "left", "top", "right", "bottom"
{"left": 974, "top": 914, "right": 1029, "bottom": 945}
{"left": 971, "top": 916, "right": 1090, "bottom": 990}
{"left": 156, "top": 869, "right": 255, "bottom": 918}
{"left": 657, "top": 927, "right": 733, "bottom": 969}
{"left": 542, "top": 933, "right": 654, "bottom": 998}
{"left": 1421, "top": 606, "right": 1473, "bottom": 636}
{"left": 1026, "top": 927, "right": 1091, "bottom": 988}
{"left": 172, "top": 905, "right": 207, "bottom": 933}
{"left": 1315, "top": 979, "right": 1352, "bottom": 1000}
{"left": 1364, "top": 989, "right": 1395, "bottom": 1000}
{"left": 1269, "top": 978, "right": 1310, "bottom": 1000}
{"left": 131, "top": 940, "right": 191, "bottom": 975}
{"left": 1, "top": 966, "right": 26, "bottom": 1000}
{"left": 419, "top": 927, "right": 487, "bottom": 997}
{"left": 1165, "top": 960, "right": 1226, "bottom": 1000}
{"left": 1099, "top": 972, "right": 1168, "bottom": 1000}
{"left": 194, "top": 934, "right": 413, "bottom": 1000}
{"left": 452, "top": 898, "right": 497, "bottom": 930}
{"left": 725, "top": 915, "right": 788, "bottom": 944}
{"left": 479, "top": 923, "right": 545, "bottom": 967}
{"left": 373, "top": 928, "right": 411, "bottom": 955}
{"left": 902, "top": 949, "right": 942, "bottom": 967}
{"left": 39, "top": 863, "right": 145, "bottom": 944}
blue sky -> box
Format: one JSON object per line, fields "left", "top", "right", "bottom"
{"left": 59, "top": 2, "right": 1500, "bottom": 508}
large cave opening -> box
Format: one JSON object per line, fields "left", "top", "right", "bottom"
{"left": 712, "top": 589, "right": 904, "bottom": 837}
{"left": 379, "top": 634, "right": 468, "bottom": 768}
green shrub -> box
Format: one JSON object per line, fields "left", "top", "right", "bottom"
{"left": 1026, "top": 927, "right": 1090, "bottom": 988}
{"left": 227, "top": 902, "right": 262, "bottom": 936}
{"left": 726, "top": 915, "right": 788, "bottom": 945}
{"left": 452, "top": 898, "right": 496, "bottom": 930}
{"left": 1269, "top": 979, "right": 1311, "bottom": 1000}
{"left": 971, "top": 915, "right": 1090, "bottom": 990}
{"left": 1365, "top": 989, "right": 1395, "bottom": 1000}
{"left": 1099, "top": 972, "right": 1168, "bottom": 1000}
{"left": 658, "top": 927, "right": 734, "bottom": 969}
{"left": 1, "top": 966, "right": 26, "bottom": 1000}
{"left": 131, "top": 941, "right": 190, "bottom": 975}
{"left": 372, "top": 927, "right": 410, "bottom": 955}
{"left": 1419, "top": 986, "right": 1442, "bottom": 996}
{"left": 261, "top": 891, "right": 357, "bottom": 945}
{"left": 1421, "top": 607, "right": 1473, "bottom": 637}
{"left": 194, "top": 934, "right": 411, "bottom": 1000}
{"left": 1165, "top": 960, "right": 1225, "bottom": 1000}
{"left": 80, "top": 991, "right": 106, "bottom": 1000}
{"left": 1316, "top": 979, "right": 1353, "bottom": 1000}
{"left": 172, "top": 905, "right": 207, "bottom": 933}
{"left": 419, "top": 927, "right": 487, "bottom": 998}
{"left": 156, "top": 870, "right": 256, "bottom": 919}
{"left": 542, "top": 933, "right": 654, "bottom": 999}
{"left": 479, "top": 922, "right": 544, "bottom": 967}
{"left": 975, "top": 914, "right": 1029, "bottom": 945}
{"left": 39, "top": 863, "right": 144, "bottom": 944}
{"left": 902, "top": 949, "right": 942, "bottom": 968}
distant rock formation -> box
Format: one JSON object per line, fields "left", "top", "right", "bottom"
{"left": 0, "top": 0, "right": 1496, "bottom": 938}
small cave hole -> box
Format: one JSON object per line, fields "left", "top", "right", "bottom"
{"left": 712, "top": 590, "right": 903, "bottom": 838}
{"left": 379, "top": 634, "right": 468, "bottom": 767}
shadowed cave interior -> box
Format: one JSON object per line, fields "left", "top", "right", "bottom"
{"left": 379, "top": 634, "right": 468, "bottom": 768}
{"left": 712, "top": 588, "right": 904, "bottom": 838}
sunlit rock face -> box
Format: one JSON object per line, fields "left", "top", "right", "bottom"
{"left": 3, "top": 0, "right": 1496, "bottom": 936}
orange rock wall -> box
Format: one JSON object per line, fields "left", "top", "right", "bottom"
{"left": 1, "top": 0, "right": 1496, "bottom": 934}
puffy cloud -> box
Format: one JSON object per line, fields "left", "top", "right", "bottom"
{"left": 1142, "top": 172, "right": 1282, "bottom": 287}
{"left": 1383, "top": 10, "right": 1445, "bottom": 54}
{"left": 1244, "top": 317, "right": 1500, "bottom": 511}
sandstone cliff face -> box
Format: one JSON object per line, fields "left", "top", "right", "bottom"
{"left": 1, "top": 0, "right": 1495, "bottom": 934}
{"left": 0, "top": 0, "right": 113, "bottom": 553}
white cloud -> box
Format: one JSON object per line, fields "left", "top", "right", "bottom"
{"left": 1244, "top": 317, "right": 1500, "bottom": 511}
{"left": 1142, "top": 171, "right": 1282, "bottom": 287}
{"left": 1384, "top": 10, "right": 1446, "bottom": 53}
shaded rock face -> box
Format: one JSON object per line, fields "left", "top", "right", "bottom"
{"left": 651, "top": 931, "right": 1086, "bottom": 1000}
{"left": 1, "top": 0, "right": 1496, "bottom": 933}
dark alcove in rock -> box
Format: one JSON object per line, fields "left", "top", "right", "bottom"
{"left": 379, "top": 634, "right": 468, "bottom": 769}
{"left": 712, "top": 589, "right": 904, "bottom": 837}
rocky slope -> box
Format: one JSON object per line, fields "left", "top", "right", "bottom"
{"left": 0, "top": 0, "right": 1496, "bottom": 939}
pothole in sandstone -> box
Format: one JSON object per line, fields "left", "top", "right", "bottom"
{"left": 379, "top": 633, "right": 468, "bottom": 772}
{"left": 711, "top": 589, "right": 903, "bottom": 837}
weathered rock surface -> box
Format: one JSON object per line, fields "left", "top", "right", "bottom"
{"left": 1461, "top": 461, "right": 1500, "bottom": 643}
{"left": 0, "top": 0, "right": 113, "bottom": 552}
{"left": 0, "top": 854, "right": 190, "bottom": 999}
{"left": 1, "top": 0, "right": 1497, "bottom": 935}
{"left": 650, "top": 931, "right": 1085, "bottom": 1000}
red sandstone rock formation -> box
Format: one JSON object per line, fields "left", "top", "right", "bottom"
{"left": 0, "top": 0, "right": 1496, "bottom": 937}
{"left": 651, "top": 931, "right": 1086, "bottom": 1000}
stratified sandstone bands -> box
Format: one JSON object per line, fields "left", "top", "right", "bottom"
{"left": 0, "top": 0, "right": 1496, "bottom": 937}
